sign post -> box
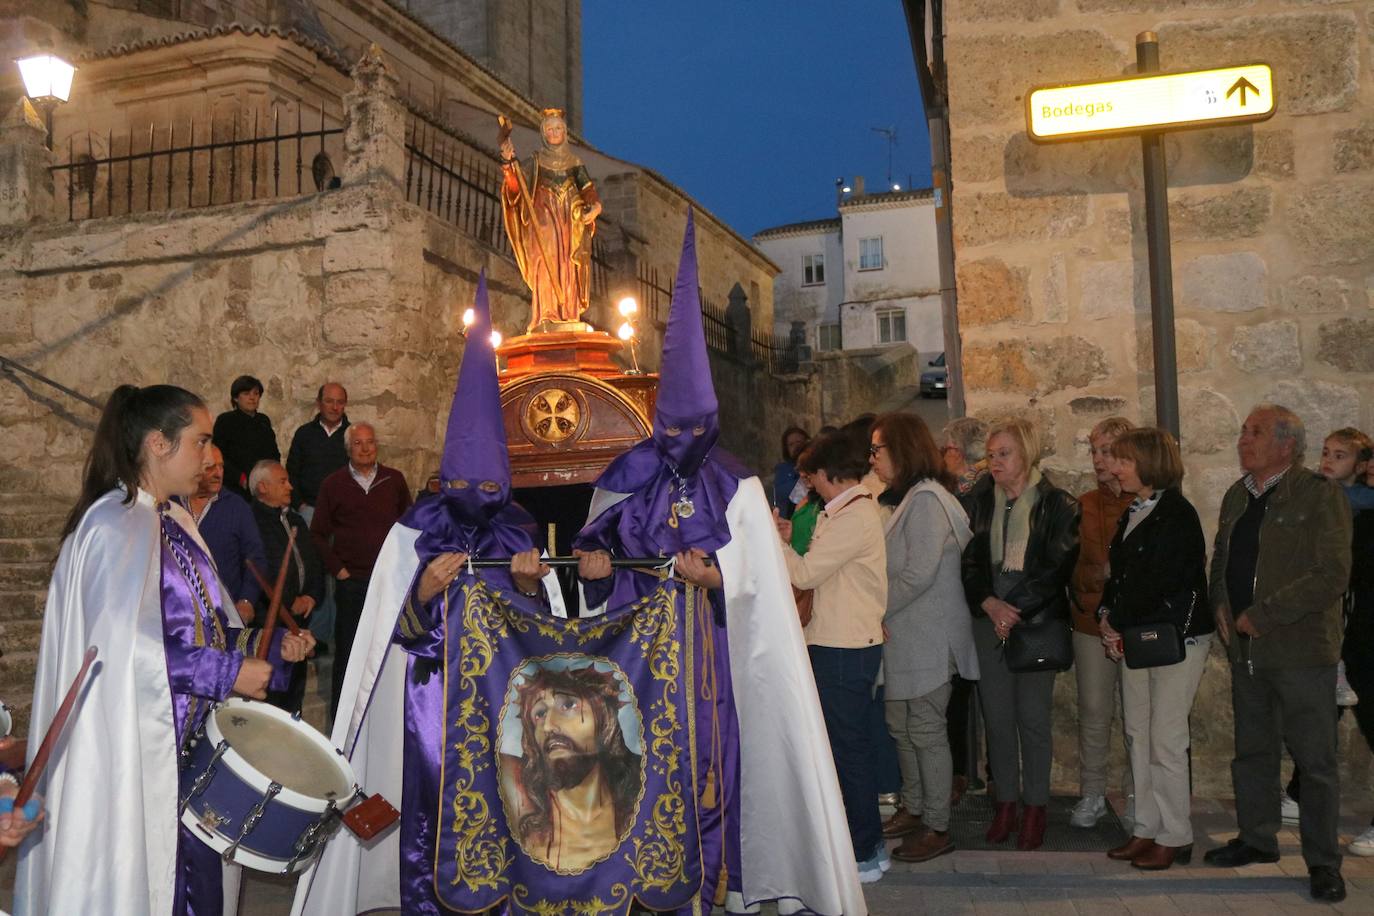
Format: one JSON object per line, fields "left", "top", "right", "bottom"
{"left": 1137, "top": 32, "right": 1180, "bottom": 439}
{"left": 1025, "top": 41, "right": 1275, "bottom": 439}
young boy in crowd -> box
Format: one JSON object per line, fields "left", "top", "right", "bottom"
{"left": 1320, "top": 428, "right": 1374, "bottom": 856}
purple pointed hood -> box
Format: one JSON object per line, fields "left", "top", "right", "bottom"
{"left": 652, "top": 210, "right": 720, "bottom": 475}
{"left": 574, "top": 212, "right": 751, "bottom": 603}
{"left": 439, "top": 271, "right": 511, "bottom": 520}
{"left": 403, "top": 271, "right": 536, "bottom": 565}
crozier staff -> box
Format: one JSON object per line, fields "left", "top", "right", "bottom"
{"left": 16, "top": 384, "right": 313, "bottom": 916}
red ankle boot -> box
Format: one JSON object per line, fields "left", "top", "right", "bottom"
{"left": 1017, "top": 804, "right": 1047, "bottom": 851}
{"left": 986, "top": 801, "right": 1018, "bottom": 843}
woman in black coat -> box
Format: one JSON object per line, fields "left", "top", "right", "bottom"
{"left": 1098, "top": 427, "right": 1214, "bottom": 871}
{"left": 214, "top": 374, "right": 280, "bottom": 497}
{"left": 960, "top": 417, "right": 1079, "bottom": 852}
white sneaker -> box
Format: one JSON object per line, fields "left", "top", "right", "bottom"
{"left": 1350, "top": 825, "right": 1374, "bottom": 857}
{"left": 1337, "top": 661, "right": 1359, "bottom": 707}
{"left": 857, "top": 852, "right": 885, "bottom": 884}
{"left": 1070, "top": 794, "right": 1107, "bottom": 828}
{"left": 1281, "top": 795, "right": 1301, "bottom": 825}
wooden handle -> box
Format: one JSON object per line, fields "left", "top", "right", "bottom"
{"left": 255, "top": 527, "right": 297, "bottom": 659}
{"left": 0, "top": 646, "right": 99, "bottom": 864}
{"left": 244, "top": 560, "right": 303, "bottom": 637}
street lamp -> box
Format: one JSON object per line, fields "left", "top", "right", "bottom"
{"left": 16, "top": 53, "right": 74, "bottom": 149}
{"left": 616, "top": 295, "right": 642, "bottom": 374}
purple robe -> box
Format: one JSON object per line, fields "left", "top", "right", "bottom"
{"left": 158, "top": 508, "right": 290, "bottom": 916}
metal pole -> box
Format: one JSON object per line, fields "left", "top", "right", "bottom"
{"left": 1137, "top": 32, "right": 1180, "bottom": 440}
{"left": 931, "top": 112, "right": 966, "bottom": 418}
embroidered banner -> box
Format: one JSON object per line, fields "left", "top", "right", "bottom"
{"left": 435, "top": 578, "right": 703, "bottom": 914}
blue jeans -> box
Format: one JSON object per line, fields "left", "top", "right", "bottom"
{"left": 809, "top": 644, "right": 883, "bottom": 861}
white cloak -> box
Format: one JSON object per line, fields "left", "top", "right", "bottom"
{"left": 293, "top": 477, "right": 864, "bottom": 915}
{"left": 16, "top": 489, "right": 242, "bottom": 916}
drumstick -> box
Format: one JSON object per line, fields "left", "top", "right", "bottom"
{"left": 255, "top": 527, "right": 297, "bottom": 660}
{"left": 0, "top": 646, "right": 98, "bottom": 864}
{"left": 244, "top": 561, "right": 303, "bottom": 637}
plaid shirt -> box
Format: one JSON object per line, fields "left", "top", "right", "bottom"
{"left": 1243, "top": 468, "right": 1288, "bottom": 499}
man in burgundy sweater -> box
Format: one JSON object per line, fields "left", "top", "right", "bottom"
{"left": 311, "top": 422, "right": 412, "bottom": 717}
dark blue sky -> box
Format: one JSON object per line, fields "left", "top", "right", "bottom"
{"left": 582, "top": 2, "right": 932, "bottom": 238}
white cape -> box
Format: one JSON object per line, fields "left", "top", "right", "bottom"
{"left": 586, "top": 477, "right": 865, "bottom": 915}
{"left": 293, "top": 479, "right": 864, "bottom": 915}
{"left": 16, "top": 489, "right": 242, "bottom": 916}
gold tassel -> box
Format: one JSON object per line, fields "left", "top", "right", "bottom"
{"left": 713, "top": 862, "right": 729, "bottom": 906}
{"left": 701, "top": 768, "right": 716, "bottom": 809}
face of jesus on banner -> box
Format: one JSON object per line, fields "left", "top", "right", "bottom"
{"left": 499, "top": 657, "right": 644, "bottom": 874}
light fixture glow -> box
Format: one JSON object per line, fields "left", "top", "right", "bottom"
{"left": 842, "top": 185, "right": 852, "bottom": 193}
{"left": 892, "top": 183, "right": 901, "bottom": 191}
{"left": 617, "top": 322, "right": 634, "bottom": 341}
{"left": 462, "top": 308, "right": 475, "bottom": 328}
{"left": 617, "top": 296, "right": 638, "bottom": 317}
{"left": 16, "top": 54, "right": 74, "bottom": 103}
{"left": 489, "top": 330, "right": 502, "bottom": 348}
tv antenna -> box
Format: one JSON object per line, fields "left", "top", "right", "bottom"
{"left": 871, "top": 126, "right": 898, "bottom": 186}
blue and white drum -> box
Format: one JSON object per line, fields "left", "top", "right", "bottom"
{"left": 179, "top": 698, "right": 357, "bottom": 874}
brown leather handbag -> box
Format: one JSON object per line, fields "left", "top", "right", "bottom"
{"left": 793, "top": 587, "right": 814, "bottom": 628}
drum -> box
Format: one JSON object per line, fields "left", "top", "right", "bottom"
{"left": 179, "top": 698, "right": 357, "bottom": 874}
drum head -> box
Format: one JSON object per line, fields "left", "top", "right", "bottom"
{"left": 214, "top": 705, "right": 351, "bottom": 800}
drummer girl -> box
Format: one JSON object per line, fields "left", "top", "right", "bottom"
{"left": 15, "top": 384, "right": 314, "bottom": 916}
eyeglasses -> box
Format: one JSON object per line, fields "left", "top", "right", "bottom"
{"left": 868, "top": 444, "right": 887, "bottom": 457}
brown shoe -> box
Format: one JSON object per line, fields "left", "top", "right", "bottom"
{"left": 881, "top": 807, "right": 923, "bottom": 839}
{"left": 1108, "top": 836, "right": 1157, "bottom": 861}
{"left": 1132, "top": 843, "right": 1191, "bottom": 870}
{"left": 949, "top": 775, "right": 968, "bottom": 808}
{"left": 892, "top": 828, "right": 954, "bottom": 863}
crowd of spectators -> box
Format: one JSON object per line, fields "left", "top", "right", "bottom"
{"left": 195, "top": 369, "right": 1371, "bottom": 902}
{"left": 768, "top": 404, "right": 1371, "bottom": 902}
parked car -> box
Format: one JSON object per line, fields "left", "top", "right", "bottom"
{"left": 920, "top": 352, "right": 948, "bottom": 398}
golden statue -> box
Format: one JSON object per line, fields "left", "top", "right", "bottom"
{"left": 499, "top": 109, "right": 603, "bottom": 331}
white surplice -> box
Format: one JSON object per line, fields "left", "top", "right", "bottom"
{"left": 16, "top": 489, "right": 243, "bottom": 916}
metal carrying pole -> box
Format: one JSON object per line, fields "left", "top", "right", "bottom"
{"left": 1137, "top": 31, "right": 1181, "bottom": 440}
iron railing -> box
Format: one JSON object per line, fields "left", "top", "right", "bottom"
{"left": 49, "top": 103, "right": 343, "bottom": 221}
{"left": 0, "top": 355, "right": 102, "bottom": 410}
{"left": 404, "top": 113, "right": 613, "bottom": 298}
{"left": 636, "top": 264, "right": 797, "bottom": 374}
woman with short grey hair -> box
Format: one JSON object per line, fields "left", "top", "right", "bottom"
{"left": 941, "top": 417, "right": 990, "bottom": 495}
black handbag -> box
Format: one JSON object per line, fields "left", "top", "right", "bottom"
{"left": 1004, "top": 609, "right": 1073, "bottom": 673}
{"left": 1122, "top": 591, "right": 1194, "bottom": 670}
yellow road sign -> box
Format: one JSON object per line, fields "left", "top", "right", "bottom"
{"left": 1027, "top": 63, "right": 1275, "bottom": 142}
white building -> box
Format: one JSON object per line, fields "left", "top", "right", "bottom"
{"left": 754, "top": 182, "right": 942, "bottom": 359}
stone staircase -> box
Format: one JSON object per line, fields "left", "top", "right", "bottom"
{"left": 0, "top": 492, "right": 67, "bottom": 735}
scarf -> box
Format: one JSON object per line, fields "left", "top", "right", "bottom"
{"left": 885, "top": 479, "right": 973, "bottom": 551}
{"left": 991, "top": 466, "right": 1042, "bottom": 573}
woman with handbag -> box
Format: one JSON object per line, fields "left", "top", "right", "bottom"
{"left": 870, "top": 413, "right": 979, "bottom": 863}
{"left": 960, "top": 417, "right": 1079, "bottom": 851}
{"left": 1098, "top": 428, "right": 1213, "bottom": 870}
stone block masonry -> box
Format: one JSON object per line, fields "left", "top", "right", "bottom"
{"left": 943, "top": 0, "right": 1374, "bottom": 804}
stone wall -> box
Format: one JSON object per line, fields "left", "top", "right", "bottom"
{"left": 943, "top": 0, "right": 1374, "bottom": 802}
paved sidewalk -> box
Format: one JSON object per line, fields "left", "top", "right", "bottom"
{"left": 3, "top": 802, "right": 1370, "bottom": 913}
{"left": 860, "top": 802, "right": 1374, "bottom": 915}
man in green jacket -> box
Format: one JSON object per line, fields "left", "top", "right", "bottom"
{"left": 1203, "top": 404, "right": 1353, "bottom": 904}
